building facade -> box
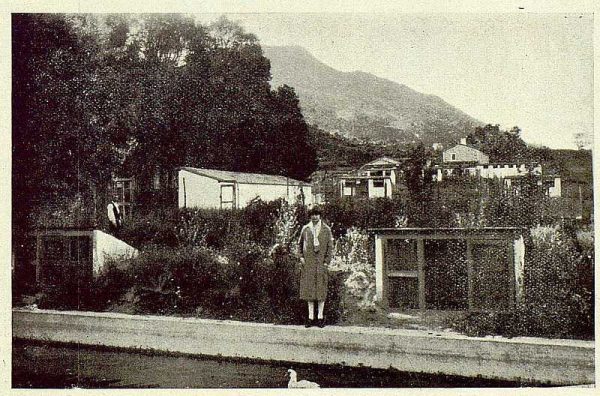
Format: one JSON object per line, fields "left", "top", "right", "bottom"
{"left": 178, "top": 167, "right": 312, "bottom": 209}
{"left": 434, "top": 139, "right": 561, "bottom": 197}
{"left": 442, "top": 140, "right": 490, "bottom": 165}
{"left": 339, "top": 157, "right": 403, "bottom": 199}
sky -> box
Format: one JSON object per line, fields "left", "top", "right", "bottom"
{"left": 196, "top": 13, "right": 593, "bottom": 149}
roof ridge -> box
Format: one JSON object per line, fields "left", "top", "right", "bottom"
{"left": 180, "top": 167, "right": 308, "bottom": 185}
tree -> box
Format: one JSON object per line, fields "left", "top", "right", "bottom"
{"left": 466, "top": 124, "right": 530, "bottom": 162}
{"left": 12, "top": 14, "right": 126, "bottom": 230}
{"left": 402, "top": 143, "right": 434, "bottom": 226}
{"left": 13, "top": 13, "right": 319, "bottom": 238}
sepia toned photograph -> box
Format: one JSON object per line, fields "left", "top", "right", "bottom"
{"left": 9, "top": 8, "right": 594, "bottom": 391}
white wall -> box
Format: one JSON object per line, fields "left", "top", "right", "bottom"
{"left": 475, "top": 164, "right": 542, "bottom": 179}
{"left": 178, "top": 170, "right": 221, "bottom": 209}
{"left": 513, "top": 236, "right": 525, "bottom": 305}
{"left": 367, "top": 179, "right": 392, "bottom": 198}
{"left": 548, "top": 177, "right": 562, "bottom": 197}
{"left": 93, "top": 231, "right": 138, "bottom": 275}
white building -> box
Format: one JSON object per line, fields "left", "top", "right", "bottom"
{"left": 442, "top": 138, "right": 490, "bottom": 165}
{"left": 434, "top": 138, "right": 561, "bottom": 197}
{"left": 178, "top": 167, "right": 312, "bottom": 209}
{"left": 339, "top": 157, "right": 402, "bottom": 199}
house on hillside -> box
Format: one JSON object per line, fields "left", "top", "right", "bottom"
{"left": 442, "top": 138, "right": 490, "bottom": 165}
{"left": 178, "top": 167, "right": 312, "bottom": 209}
{"left": 339, "top": 157, "right": 405, "bottom": 199}
{"left": 434, "top": 138, "right": 561, "bottom": 197}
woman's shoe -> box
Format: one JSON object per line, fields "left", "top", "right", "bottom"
{"left": 317, "top": 318, "right": 326, "bottom": 328}
{"left": 305, "top": 319, "right": 314, "bottom": 328}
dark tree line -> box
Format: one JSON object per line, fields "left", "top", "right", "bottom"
{"left": 13, "top": 14, "right": 317, "bottom": 234}
{"left": 465, "top": 124, "right": 552, "bottom": 164}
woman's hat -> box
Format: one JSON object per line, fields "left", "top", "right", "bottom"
{"left": 307, "top": 206, "right": 322, "bottom": 216}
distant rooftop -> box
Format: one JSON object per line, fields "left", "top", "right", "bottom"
{"left": 360, "top": 157, "right": 402, "bottom": 168}
{"left": 179, "top": 167, "right": 309, "bottom": 186}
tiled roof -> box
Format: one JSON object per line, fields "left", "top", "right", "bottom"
{"left": 179, "top": 167, "right": 309, "bottom": 186}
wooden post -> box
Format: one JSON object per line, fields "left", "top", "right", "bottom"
{"left": 466, "top": 239, "right": 474, "bottom": 310}
{"left": 182, "top": 177, "right": 187, "bottom": 208}
{"left": 375, "top": 235, "right": 386, "bottom": 307}
{"left": 507, "top": 239, "right": 516, "bottom": 308}
{"left": 417, "top": 238, "right": 426, "bottom": 310}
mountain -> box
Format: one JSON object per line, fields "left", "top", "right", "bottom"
{"left": 264, "top": 46, "right": 483, "bottom": 146}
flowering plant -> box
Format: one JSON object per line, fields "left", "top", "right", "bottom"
{"left": 329, "top": 228, "right": 376, "bottom": 309}
{"left": 269, "top": 201, "right": 300, "bottom": 256}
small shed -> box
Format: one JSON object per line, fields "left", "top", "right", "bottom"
{"left": 178, "top": 167, "right": 313, "bottom": 209}
{"left": 32, "top": 228, "right": 138, "bottom": 286}
{"left": 370, "top": 228, "right": 525, "bottom": 311}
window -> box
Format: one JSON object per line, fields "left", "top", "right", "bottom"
{"left": 112, "top": 178, "right": 134, "bottom": 220}
{"left": 371, "top": 170, "right": 383, "bottom": 177}
{"left": 373, "top": 180, "right": 385, "bottom": 188}
{"left": 68, "top": 236, "right": 91, "bottom": 261}
{"left": 451, "top": 153, "right": 456, "bottom": 161}
{"left": 42, "top": 237, "right": 66, "bottom": 260}
{"left": 152, "top": 169, "right": 161, "bottom": 190}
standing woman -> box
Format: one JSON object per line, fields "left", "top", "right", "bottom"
{"left": 298, "top": 207, "right": 334, "bottom": 328}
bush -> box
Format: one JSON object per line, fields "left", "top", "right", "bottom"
{"left": 319, "top": 197, "right": 405, "bottom": 237}
{"left": 119, "top": 208, "right": 180, "bottom": 248}
{"left": 86, "top": 241, "right": 344, "bottom": 325}
{"left": 123, "top": 199, "right": 284, "bottom": 250}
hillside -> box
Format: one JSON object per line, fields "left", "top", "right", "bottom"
{"left": 265, "top": 46, "right": 483, "bottom": 146}
{"left": 308, "top": 126, "right": 409, "bottom": 170}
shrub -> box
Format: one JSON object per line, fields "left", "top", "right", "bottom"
{"left": 125, "top": 199, "right": 284, "bottom": 250}
{"left": 83, "top": 240, "right": 344, "bottom": 325}
{"left": 88, "top": 259, "right": 134, "bottom": 311}
{"left": 119, "top": 208, "right": 180, "bottom": 248}
{"left": 241, "top": 198, "right": 283, "bottom": 246}
{"left": 177, "top": 208, "right": 242, "bottom": 249}
{"left": 320, "top": 197, "right": 405, "bottom": 237}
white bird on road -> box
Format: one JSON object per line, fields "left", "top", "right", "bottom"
{"left": 287, "top": 369, "right": 320, "bottom": 388}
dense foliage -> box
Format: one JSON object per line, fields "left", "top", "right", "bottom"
{"left": 13, "top": 14, "right": 317, "bottom": 240}
{"left": 466, "top": 124, "right": 531, "bottom": 163}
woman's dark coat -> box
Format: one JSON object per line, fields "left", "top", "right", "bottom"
{"left": 298, "top": 222, "right": 334, "bottom": 301}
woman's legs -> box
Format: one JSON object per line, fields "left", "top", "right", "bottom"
{"left": 317, "top": 301, "right": 325, "bottom": 319}
{"left": 307, "top": 301, "right": 315, "bottom": 320}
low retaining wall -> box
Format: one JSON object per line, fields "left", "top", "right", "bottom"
{"left": 12, "top": 309, "right": 595, "bottom": 386}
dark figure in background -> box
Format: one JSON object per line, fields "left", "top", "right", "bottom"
{"left": 107, "top": 196, "right": 123, "bottom": 234}
{"left": 298, "top": 207, "right": 334, "bottom": 328}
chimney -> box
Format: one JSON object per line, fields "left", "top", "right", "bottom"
{"left": 460, "top": 137, "right": 467, "bottom": 145}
